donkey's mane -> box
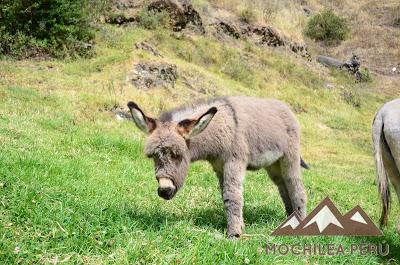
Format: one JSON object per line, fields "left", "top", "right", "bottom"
{"left": 159, "top": 96, "right": 228, "bottom": 122}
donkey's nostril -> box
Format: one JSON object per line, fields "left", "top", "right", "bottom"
{"left": 158, "top": 187, "right": 175, "bottom": 200}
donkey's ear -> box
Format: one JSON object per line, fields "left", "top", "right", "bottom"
{"left": 127, "top": 101, "right": 157, "bottom": 134}
{"left": 177, "top": 107, "right": 217, "bottom": 139}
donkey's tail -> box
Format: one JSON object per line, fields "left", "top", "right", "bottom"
{"left": 372, "top": 113, "right": 390, "bottom": 227}
{"left": 300, "top": 157, "right": 309, "bottom": 169}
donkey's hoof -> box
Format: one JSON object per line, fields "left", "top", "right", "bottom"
{"left": 227, "top": 232, "right": 241, "bottom": 239}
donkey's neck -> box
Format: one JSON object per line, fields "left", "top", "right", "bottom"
{"left": 188, "top": 138, "right": 214, "bottom": 162}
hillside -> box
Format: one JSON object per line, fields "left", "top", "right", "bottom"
{"left": 0, "top": 0, "right": 399, "bottom": 263}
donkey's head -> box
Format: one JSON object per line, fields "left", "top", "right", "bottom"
{"left": 127, "top": 101, "right": 217, "bottom": 200}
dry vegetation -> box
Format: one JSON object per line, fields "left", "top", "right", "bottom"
{"left": 316, "top": 1, "right": 399, "bottom": 74}
{"left": 196, "top": 0, "right": 307, "bottom": 41}
{"left": 197, "top": 0, "right": 400, "bottom": 88}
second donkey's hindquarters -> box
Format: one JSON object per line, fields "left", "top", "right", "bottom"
{"left": 372, "top": 98, "right": 400, "bottom": 229}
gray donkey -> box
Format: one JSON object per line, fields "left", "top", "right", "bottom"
{"left": 372, "top": 98, "right": 400, "bottom": 232}
{"left": 128, "top": 96, "right": 308, "bottom": 237}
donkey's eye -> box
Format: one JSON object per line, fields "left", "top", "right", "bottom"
{"left": 171, "top": 152, "right": 181, "bottom": 160}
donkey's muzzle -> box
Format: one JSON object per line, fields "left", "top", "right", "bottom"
{"left": 158, "top": 186, "right": 176, "bottom": 200}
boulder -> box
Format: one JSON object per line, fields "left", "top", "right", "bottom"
{"left": 148, "top": 0, "right": 204, "bottom": 33}
{"left": 317, "top": 54, "right": 362, "bottom": 81}
{"left": 211, "top": 20, "right": 311, "bottom": 59}
{"left": 134, "top": 42, "right": 163, "bottom": 57}
{"left": 127, "top": 62, "right": 178, "bottom": 90}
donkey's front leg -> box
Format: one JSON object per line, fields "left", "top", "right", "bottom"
{"left": 222, "top": 160, "right": 246, "bottom": 238}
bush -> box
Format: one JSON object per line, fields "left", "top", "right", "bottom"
{"left": 239, "top": 7, "right": 257, "bottom": 24}
{"left": 0, "top": 0, "right": 96, "bottom": 59}
{"left": 138, "top": 8, "right": 171, "bottom": 30}
{"left": 341, "top": 88, "right": 361, "bottom": 108}
{"left": 358, "top": 67, "right": 372, "bottom": 83}
{"left": 220, "top": 49, "right": 254, "bottom": 86}
{"left": 304, "top": 9, "right": 350, "bottom": 45}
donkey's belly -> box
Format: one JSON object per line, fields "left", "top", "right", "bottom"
{"left": 247, "top": 150, "right": 283, "bottom": 169}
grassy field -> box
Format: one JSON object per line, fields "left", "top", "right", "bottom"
{"left": 1, "top": 24, "right": 399, "bottom": 264}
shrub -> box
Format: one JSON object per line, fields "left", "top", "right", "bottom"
{"left": 240, "top": 6, "right": 257, "bottom": 23}
{"left": 358, "top": 67, "right": 372, "bottom": 83}
{"left": 239, "top": 7, "right": 258, "bottom": 24}
{"left": 0, "top": 0, "right": 96, "bottom": 59}
{"left": 304, "top": 9, "right": 350, "bottom": 45}
{"left": 220, "top": 50, "right": 254, "bottom": 86}
{"left": 138, "top": 8, "right": 171, "bottom": 30}
{"left": 341, "top": 88, "right": 361, "bottom": 108}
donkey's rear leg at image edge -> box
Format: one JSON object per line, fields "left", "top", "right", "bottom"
{"left": 372, "top": 98, "right": 400, "bottom": 232}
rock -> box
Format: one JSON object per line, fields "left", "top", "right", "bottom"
{"left": 325, "top": 83, "right": 335, "bottom": 89}
{"left": 303, "top": 7, "right": 313, "bottom": 17}
{"left": 127, "top": 62, "right": 178, "bottom": 90}
{"left": 214, "top": 21, "right": 241, "bottom": 39}
{"left": 170, "top": 32, "right": 186, "bottom": 40}
{"left": 211, "top": 20, "right": 311, "bottom": 59}
{"left": 342, "top": 54, "right": 360, "bottom": 75}
{"left": 317, "top": 54, "right": 363, "bottom": 82}
{"left": 393, "top": 18, "right": 400, "bottom": 27}
{"left": 115, "top": 112, "right": 129, "bottom": 121}
{"left": 251, "top": 26, "right": 285, "bottom": 47}
{"left": 105, "top": 14, "right": 136, "bottom": 25}
{"left": 112, "top": 108, "right": 131, "bottom": 121}
{"left": 106, "top": 0, "right": 204, "bottom": 32}
{"left": 14, "top": 246, "right": 21, "bottom": 254}
{"left": 148, "top": 0, "right": 205, "bottom": 33}
{"left": 102, "top": 105, "right": 132, "bottom": 121}
{"left": 317, "top": 55, "right": 343, "bottom": 68}
{"left": 135, "top": 42, "right": 163, "bottom": 57}
{"left": 106, "top": 0, "right": 145, "bottom": 25}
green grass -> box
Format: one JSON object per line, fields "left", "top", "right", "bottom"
{"left": 0, "top": 25, "right": 399, "bottom": 264}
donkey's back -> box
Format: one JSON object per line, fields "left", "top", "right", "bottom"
{"left": 224, "top": 96, "right": 300, "bottom": 167}
{"left": 161, "top": 96, "right": 300, "bottom": 165}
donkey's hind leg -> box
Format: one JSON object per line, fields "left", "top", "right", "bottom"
{"left": 383, "top": 130, "right": 400, "bottom": 233}
{"left": 266, "top": 162, "right": 293, "bottom": 216}
{"left": 383, "top": 130, "right": 400, "bottom": 202}
{"left": 279, "top": 154, "right": 307, "bottom": 219}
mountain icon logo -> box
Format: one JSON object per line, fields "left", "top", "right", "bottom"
{"left": 271, "top": 197, "right": 382, "bottom": 236}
